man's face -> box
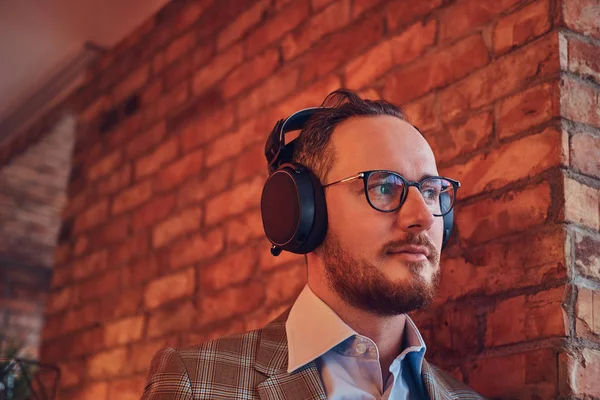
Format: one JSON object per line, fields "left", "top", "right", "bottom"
{"left": 317, "top": 115, "right": 444, "bottom": 316}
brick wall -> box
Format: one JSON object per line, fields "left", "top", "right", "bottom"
{"left": 36, "top": 0, "right": 599, "bottom": 398}
{"left": 0, "top": 114, "right": 74, "bottom": 358}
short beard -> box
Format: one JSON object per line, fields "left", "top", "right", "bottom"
{"left": 318, "top": 232, "right": 441, "bottom": 316}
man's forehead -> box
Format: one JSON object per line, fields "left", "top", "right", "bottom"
{"left": 329, "top": 115, "right": 438, "bottom": 179}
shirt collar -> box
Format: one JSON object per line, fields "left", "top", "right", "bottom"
{"left": 286, "top": 285, "right": 355, "bottom": 373}
{"left": 285, "top": 285, "right": 427, "bottom": 373}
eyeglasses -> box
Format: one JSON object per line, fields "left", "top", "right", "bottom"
{"left": 323, "top": 170, "right": 461, "bottom": 216}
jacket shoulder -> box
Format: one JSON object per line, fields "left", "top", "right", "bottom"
{"left": 425, "top": 361, "right": 488, "bottom": 400}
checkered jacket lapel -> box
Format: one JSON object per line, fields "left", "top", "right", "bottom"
{"left": 422, "top": 359, "right": 488, "bottom": 400}
{"left": 254, "top": 315, "right": 327, "bottom": 400}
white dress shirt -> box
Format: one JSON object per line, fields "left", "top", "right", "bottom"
{"left": 286, "top": 285, "right": 427, "bottom": 400}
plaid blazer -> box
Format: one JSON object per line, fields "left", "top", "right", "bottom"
{"left": 141, "top": 311, "right": 486, "bottom": 400}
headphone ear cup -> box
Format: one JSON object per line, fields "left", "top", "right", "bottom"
{"left": 440, "top": 192, "right": 454, "bottom": 249}
{"left": 261, "top": 163, "right": 328, "bottom": 254}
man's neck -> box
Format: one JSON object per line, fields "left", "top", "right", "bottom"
{"left": 306, "top": 275, "right": 407, "bottom": 380}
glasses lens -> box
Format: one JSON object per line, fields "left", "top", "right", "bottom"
{"left": 367, "top": 172, "right": 404, "bottom": 211}
{"left": 420, "top": 177, "right": 455, "bottom": 216}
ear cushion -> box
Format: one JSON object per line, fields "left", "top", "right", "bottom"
{"left": 260, "top": 163, "right": 328, "bottom": 254}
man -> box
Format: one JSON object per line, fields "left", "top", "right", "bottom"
{"left": 141, "top": 89, "right": 485, "bottom": 399}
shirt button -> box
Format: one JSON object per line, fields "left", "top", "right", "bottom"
{"left": 356, "top": 343, "right": 367, "bottom": 354}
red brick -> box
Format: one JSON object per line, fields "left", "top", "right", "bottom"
{"left": 126, "top": 336, "right": 178, "bottom": 374}
{"left": 125, "top": 121, "right": 167, "bottom": 160}
{"left": 571, "top": 132, "right": 600, "bottom": 179}
{"left": 493, "top": 0, "right": 551, "bottom": 55}
{"left": 132, "top": 193, "right": 176, "bottom": 232}
{"left": 174, "top": 0, "right": 210, "bottom": 34}
{"left": 206, "top": 122, "right": 265, "bottom": 167}
{"left": 573, "top": 229, "right": 600, "bottom": 280}
{"left": 108, "top": 232, "right": 149, "bottom": 267}
{"left": 198, "top": 282, "right": 264, "bottom": 325}
{"left": 352, "top": 0, "right": 384, "bottom": 17}
{"left": 122, "top": 255, "right": 160, "bottom": 287}
{"left": 205, "top": 175, "right": 264, "bottom": 225}
{"left": 436, "top": 226, "right": 566, "bottom": 303}
{"left": 147, "top": 300, "right": 196, "bottom": 338}
{"left": 496, "top": 82, "right": 558, "bottom": 139}
{"left": 485, "top": 287, "right": 565, "bottom": 347}
{"left": 69, "top": 326, "right": 104, "bottom": 357}
{"left": 217, "top": 0, "right": 270, "bottom": 50}
{"left": 299, "top": 13, "right": 384, "bottom": 84}
{"left": 433, "top": 304, "right": 479, "bottom": 358}
{"left": 193, "top": 41, "right": 215, "bottom": 68}
{"left": 90, "top": 215, "right": 131, "bottom": 247}
{"left": 87, "top": 347, "right": 127, "bottom": 379}
{"left": 200, "top": 245, "right": 259, "bottom": 291}
{"left": 73, "top": 250, "right": 108, "bottom": 280}
{"left": 225, "top": 210, "right": 265, "bottom": 247}
{"left": 102, "top": 287, "right": 143, "bottom": 320}
{"left": 104, "top": 316, "right": 145, "bottom": 347}
{"left": 259, "top": 243, "right": 304, "bottom": 271}
{"left": 568, "top": 36, "right": 600, "bottom": 84}
{"left": 107, "top": 376, "right": 146, "bottom": 400}
{"left": 177, "top": 161, "right": 234, "bottom": 207}
{"left": 282, "top": 0, "right": 351, "bottom": 61}
{"left": 575, "top": 287, "right": 600, "bottom": 339}
{"left": 233, "top": 143, "right": 268, "bottom": 182}
{"left": 440, "top": 33, "right": 560, "bottom": 121}
{"left": 166, "top": 32, "right": 196, "bottom": 64}
{"left": 245, "top": 0, "right": 310, "bottom": 56}
{"left": 58, "top": 359, "right": 84, "bottom": 388}
{"left": 54, "top": 243, "right": 72, "bottom": 266}
{"left": 97, "top": 164, "right": 132, "bottom": 196}
{"left": 560, "top": 348, "right": 600, "bottom": 397}
{"left": 403, "top": 94, "right": 438, "bottom": 132}
{"left": 180, "top": 105, "right": 236, "bottom": 151}
{"left": 80, "top": 269, "right": 121, "bottom": 302}
{"left": 167, "top": 229, "right": 225, "bottom": 270}
{"left": 140, "top": 79, "right": 163, "bottom": 106}
{"left": 47, "top": 286, "right": 73, "bottom": 314}
{"left": 264, "top": 263, "right": 306, "bottom": 308}
{"left": 222, "top": 48, "right": 280, "bottom": 98}
{"left": 429, "top": 111, "right": 493, "bottom": 164}
{"left": 112, "top": 64, "right": 150, "bottom": 103}
{"left": 164, "top": 54, "right": 195, "bottom": 89}
{"left": 193, "top": 43, "right": 244, "bottom": 95}
{"left": 153, "top": 148, "right": 204, "bottom": 192}
{"left": 112, "top": 180, "right": 153, "bottom": 214}
{"left": 563, "top": 0, "right": 600, "bottom": 39}
{"left": 184, "top": 319, "right": 246, "bottom": 346}
{"left": 73, "top": 199, "right": 109, "bottom": 234}
{"left": 560, "top": 76, "right": 600, "bottom": 128}
{"left": 277, "top": 75, "right": 342, "bottom": 116}
{"left": 244, "top": 303, "right": 291, "bottom": 332}
{"left": 144, "top": 267, "right": 195, "bottom": 309}
{"left": 443, "top": 126, "right": 565, "bottom": 199}
{"left": 470, "top": 349, "right": 557, "bottom": 399}
{"left": 152, "top": 207, "right": 203, "bottom": 248}
{"left": 236, "top": 67, "right": 300, "bottom": 121}
{"left": 88, "top": 150, "right": 122, "bottom": 181}
{"left": 107, "top": 113, "right": 143, "bottom": 149}
{"left": 564, "top": 176, "right": 600, "bottom": 230}
{"left": 134, "top": 138, "right": 180, "bottom": 179}
{"left": 383, "top": 34, "right": 489, "bottom": 105}
{"left": 457, "top": 182, "right": 552, "bottom": 244}
{"left": 345, "top": 20, "right": 437, "bottom": 89}
{"left": 386, "top": 0, "right": 442, "bottom": 32}
{"left": 439, "top": 0, "right": 522, "bottom": 43}
{"left": 80, "top": 96, "right": 111, "bottom": 124}
{"left": 78, "top": 382, "right": 108, "bottom": 400}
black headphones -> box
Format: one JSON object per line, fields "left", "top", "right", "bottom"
{"left": 260, "top": 108, "right": 455, "bottom": 256}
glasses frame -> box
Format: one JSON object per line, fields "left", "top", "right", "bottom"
{"left": 322, "top": 170, "right": 461, "bottom": 216}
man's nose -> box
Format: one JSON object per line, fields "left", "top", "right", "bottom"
{"left": 396, "top": 186, "right": 435, "bottom": 233}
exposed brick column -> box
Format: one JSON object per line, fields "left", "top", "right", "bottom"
{"left": 36, "top": 0, "right": 598, "bottom": 398}
{"left": 0, "top": 114, "right": 75, "bottom": 358}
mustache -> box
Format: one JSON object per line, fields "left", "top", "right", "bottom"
{"left": 380, "top": 234, "right": 438, "bottom": 259}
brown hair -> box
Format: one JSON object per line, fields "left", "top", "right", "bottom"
{"left": 292, "top": 88, "right": 408, "bottom": 183}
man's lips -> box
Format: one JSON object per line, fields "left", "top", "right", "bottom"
{"left": 386, "top": 245, "right": 431, "bottom": 258}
